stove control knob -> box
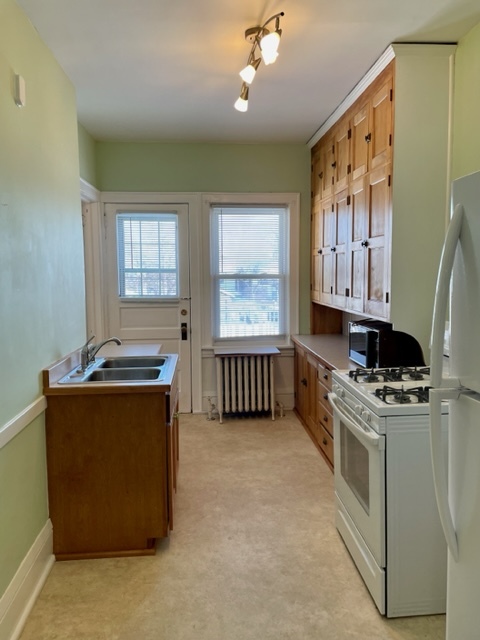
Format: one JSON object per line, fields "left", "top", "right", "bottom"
{"left": 361, "top": 410, "right": 371, "bottom": 423}
{"left": 354, "top": 404, "right": 362, "bottom": 416}
{"left": 334, "top": 385, "right": 344, "bottom": 398}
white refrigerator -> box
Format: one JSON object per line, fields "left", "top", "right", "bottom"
{"left": 430, "top": 169, "right": 480, "bottom": 640}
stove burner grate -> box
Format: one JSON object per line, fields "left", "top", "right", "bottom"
{"left": 374, "top": 385, "right": 432, "bottom": 405}
{"left": 348, "top": 366, "right": 430, "bottom": 383}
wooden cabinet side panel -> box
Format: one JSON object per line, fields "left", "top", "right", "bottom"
{"left": 46, "top": 393, "right": 168, "bottom": 555}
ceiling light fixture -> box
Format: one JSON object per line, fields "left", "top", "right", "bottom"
{"left": 234, "top": 11, "right": 284, "bottom": 112}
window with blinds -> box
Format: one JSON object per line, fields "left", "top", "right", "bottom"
{"left": 116, "top": 212, "right": 179, "bottom": 298}
{"left": 210, "top": 205, "right": 288, "bottom": 340}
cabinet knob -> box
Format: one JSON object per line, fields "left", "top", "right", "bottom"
{"left": 301, "top": 378, "right": 307, "bottom": 386}
{"left": 323, "top": 438, "right": 328, "bottom": 446}
{"left": 323, "top": 415, "right": 328, "bottom": 423}
{"left": 323, "top": 393, "right": 328, "bottom": 400}
{"left": 365, "top": 133, "right": 372, "bottom": 143}
{"left": 319, "top": 171, "right": 323, "bottom": 179}
{"left": 361, "top": 240, "right": 369, "bottom": 247}
{"left": 331, "top": 246, "right": 336, "bottom": 252}
{"left": 323, "top": 373, "right": 328, "bottom": 380}
{"left": 331, "top": 161, "right": 337, "bottom": 168}
{"left": 318, "top": 249, "right": 323, "bottom": 254}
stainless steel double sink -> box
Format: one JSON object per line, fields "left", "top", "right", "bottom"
{"left": 59, "top": 355, "right": 169, "bottom": 384}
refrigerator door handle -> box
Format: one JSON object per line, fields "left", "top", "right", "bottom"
{"left": 430, "top": 203, "right": 464, "bottom": 388}
{"left": 429, "top": 387, "right": 461, "bottom": 561}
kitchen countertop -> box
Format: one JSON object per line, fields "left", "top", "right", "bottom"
{"left": 292, "top": 334, "right": 356, "bottom": 370}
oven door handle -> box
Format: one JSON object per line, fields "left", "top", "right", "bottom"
{"left": 329, "top": 393, "right": 384, "bottom": 450}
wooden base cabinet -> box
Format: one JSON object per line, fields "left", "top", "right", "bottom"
{"left": 294, "top": 344, "right": 334, "bottom": 471}
{"left": 45, "top": 387, "right": 178, "bottom": 560}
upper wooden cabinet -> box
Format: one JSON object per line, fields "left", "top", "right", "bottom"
{"left": 310, "top": 44, "right": 456, "bottom": 350}
{"left": 312, "top": 64, "right": 394, "bottom": 320}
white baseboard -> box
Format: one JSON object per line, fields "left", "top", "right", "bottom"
{"left": 0, "top": 520, "right": 54, "bottom": 640}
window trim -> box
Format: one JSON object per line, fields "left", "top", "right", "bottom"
{"left": 201, "top": 192, "right": 299, "bottom": 348}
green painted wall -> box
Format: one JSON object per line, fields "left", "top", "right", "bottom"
{"left": 0, "top": 0, "right": 85, "bottom": 596}
{"left": 452, "top": 21, "right": 480, "bottom": 179}
{"left": 78, "top": 122, "right": 97, "bottom": 187}
{"left": 97, "top": 141, "right": 312, "bottom": 333}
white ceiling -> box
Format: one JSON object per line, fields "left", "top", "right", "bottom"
{"left": 17, "top": 0, "right": 480, "bottom": 144}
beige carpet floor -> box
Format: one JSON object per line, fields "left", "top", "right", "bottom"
{"left": 19, "top": 412, "right": 445, "bottom": 639}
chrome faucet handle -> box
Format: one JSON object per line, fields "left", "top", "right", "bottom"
{"left": 80, "top": 335, "right": 96, "bottom": 370}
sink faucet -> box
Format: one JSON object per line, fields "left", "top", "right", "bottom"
{"left": 80, "top": 336, "right": 122, "bottom": 371}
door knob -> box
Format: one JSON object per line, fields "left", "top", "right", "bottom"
{"left": 181, "top": 322, "right": 188, "bottom": 340}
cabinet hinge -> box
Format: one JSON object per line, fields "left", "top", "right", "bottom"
{"left": 347, "top": 163, "right": 351, "bottom": 174}
{"left": 331, "top": 204, "right": 334, "bottom": 212}
{"left": 347, "top": 195, "right": 351, "bottom": 205}
{"left": 345, "top": 288, "right": 350, "bottom": 297}
{"left": 390, "top": 89, "right": 393, "bottom": 101}
{"left": 330, "top": 286, "right": 333, "bottom": 294}
{"left": 389, "top": 134, "right": 392, "bottom": 146}
{"left": 348, "top": 128, "right": 351, "bottom": 139}
{"left": 388, "top": 174, "right": 391, "bottom": 187}
{"left": 332, "top": 144, "right": 335, "bottom": 153}
{"left": 386, "top": 292, "right": 390, "bottom": 303}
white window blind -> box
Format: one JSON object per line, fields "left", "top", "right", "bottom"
{"left": 116, "top": 212, "right": 179, "bottom": 298}
{"left": 210, "top": 205, "right": 288, "bottom": 340}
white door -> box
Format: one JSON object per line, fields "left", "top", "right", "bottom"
{"left": 104, "top": 203, "right": 191, "bottom": 412}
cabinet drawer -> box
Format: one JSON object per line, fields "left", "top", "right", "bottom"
{"left": 317, "top": 362, "right": 332, "bottom": 390}
{"left": 317, "top": 379, "right": 331, "bottom": 413}
{"left": 317, "top": 401, "right": 333, "bottom": 437}
{"left": 317, "top": 423, "right": 334, "bottom": 466}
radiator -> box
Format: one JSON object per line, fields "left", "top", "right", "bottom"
{"left": 214, "top": 350, "right": 278, "bottom": 423}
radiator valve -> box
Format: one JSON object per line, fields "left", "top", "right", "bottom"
{"left": 207, "top": 396, "right": 216, "bottom": 421}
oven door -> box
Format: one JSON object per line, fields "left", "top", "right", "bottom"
{"left": 330, "top": 393, "right": 386, "bottom": 567}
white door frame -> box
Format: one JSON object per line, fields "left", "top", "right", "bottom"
{"left": 82, "top": 182, "right": 203, "bottom": 413}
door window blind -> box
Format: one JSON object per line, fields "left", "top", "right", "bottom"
{"left": 116, "top": 212, "right": 178, "bottom": 298}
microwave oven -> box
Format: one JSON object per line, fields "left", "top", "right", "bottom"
{"left": 348, "top": 319, "right": 425, "bottom": 368}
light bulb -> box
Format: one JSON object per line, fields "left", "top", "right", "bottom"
{"left": 240, "top": 64, "right": 256, "bottom": 84}
{"left": 260, "top": 31, "right": 281, "bottom": 65}
{"left": 239, "top": 58, "right": 261, "bottom": 84}
{"left": 234, "top": 96, "right": 248, "bottom": 112}
{"left": 234, "top": 83, "right": 249, "bottom": 112}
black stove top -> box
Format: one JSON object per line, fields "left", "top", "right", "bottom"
{"left": 348, "top": 366, "right": 431, "bottom": 384}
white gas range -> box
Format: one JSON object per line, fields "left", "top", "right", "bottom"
{"left": 329, "top": 365, "right": 449, "bottom": 618}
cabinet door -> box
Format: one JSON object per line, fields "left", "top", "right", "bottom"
{"left": 318, "top": 198, "right": 334, "bottom": 305}
{"left": 311, "top": 146, "right": 322, "bottom": 203}
{"left": 333, "top": 120, "right": 350, "bottom": 193}
{"left": 364, "top": 165, "right": 391, "bottom": 319}
{"left": 351, "top": 101, "right": 370, "bottom": 180}
{"left": 311, "top": 201, "right": 321, "bottom": 302}
{"left": 332, "top": 188, "right": 349, "bottom": 309}
{"left": 370, "top": 76, "right": 393, "bottom": 170}
{"left": 347, "top": 176, "right": 367, "bottom": 313}
{"left": 320, "top": 135, "right": 335, "bottom": 199}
